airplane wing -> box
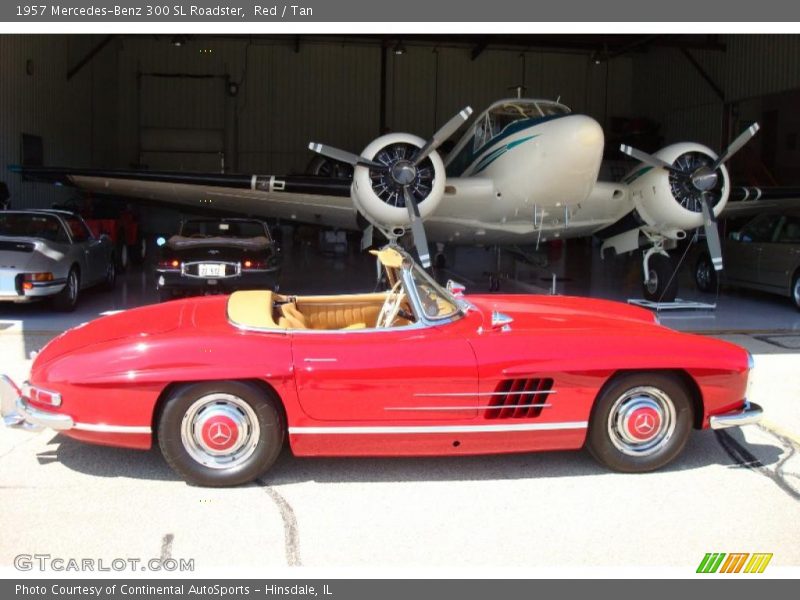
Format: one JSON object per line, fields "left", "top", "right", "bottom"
{"left": 10, "top": 165, "right": 359, "bottom": 230}
{"left": 722, "top": 187, "right": 800, "bottom": 218}
{"left": 12, "top": 165, "right": 511, "bottom": 244}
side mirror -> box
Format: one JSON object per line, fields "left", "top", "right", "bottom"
{"left": 446, "top": 279, "right": 466, "bottom": 297}
{"left": 730, "top": 231, "right": 741, "bottom": 241}
{"left": 156, "top": 236, "right": 167, "bottom": 247}
{"left": 99, "top": 233, "right": 111, "bottom": 242}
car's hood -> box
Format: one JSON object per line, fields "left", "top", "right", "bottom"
{"left": 466, "top": 294, "right": 659, "bottom": 332}
{"left": 33, "top": 301, "right": 191, "bottom": 370}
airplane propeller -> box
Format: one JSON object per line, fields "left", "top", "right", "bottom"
{"left": 620, "top": 123, "right": 760, "bottom": 272}
{"left": 309, "top": 106, "right": 474, "bottom": 268}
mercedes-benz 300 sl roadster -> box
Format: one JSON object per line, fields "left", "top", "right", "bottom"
{"left": 1, "top": 247, "right": 761, "bottom": 486}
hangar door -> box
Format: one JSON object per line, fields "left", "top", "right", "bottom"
{"left": 138, "top": 74, "right": 227, "bottom": 172}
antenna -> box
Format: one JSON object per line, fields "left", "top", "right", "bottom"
{"left": 507, "top": 84, "right": 527, "bottom": 99}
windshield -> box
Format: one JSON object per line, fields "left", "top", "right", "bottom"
{"left": 473, "top": 100, "right": 570, "bottom": 150}
{"left": 406, "top": 262, "right": 460, "bottom": 320}
{"left": 180, "top": 220, "right": 268, "bottom": 239}
{"left": 0, "top": 213, "right": 68, "bottom": 242}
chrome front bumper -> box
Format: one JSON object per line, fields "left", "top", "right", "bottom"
{"left": 709, "top": 400, "right": 763, "bottom": 430}
{"left": 0, "top": 375, "right": 74, "bottom": 432}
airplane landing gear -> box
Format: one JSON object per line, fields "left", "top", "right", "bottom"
{"left": 641, "top": 241, "right": 679, "bottom": 302}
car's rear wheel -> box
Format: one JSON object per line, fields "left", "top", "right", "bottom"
{"left": 792, "top": 272, "right": 800, "bottom": 311}
{"left": 53, "top": 268, "right": 80, "bottom": 312}
{"left": 158, "top": 381, "right": 284, "bottom": 487}
{"left": 586, "top": 372, "right": 693, "bottom": 473}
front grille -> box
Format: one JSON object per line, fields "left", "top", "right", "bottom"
{"left": 0, "top": 241, "right": 34, "bottom": 253}
{"left": 484, "top": 378, "right": 554, "bottom": 419}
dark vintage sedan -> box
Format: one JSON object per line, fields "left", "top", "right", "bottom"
{"left": 695, "top": 211, "right": 800, "bottom": 309}
{"left": 156, "top": 218, "right": 281, "bottom": 301}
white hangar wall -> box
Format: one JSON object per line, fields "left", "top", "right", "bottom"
{"left": 0, "top": 35, "right": 119, "bottom": 209}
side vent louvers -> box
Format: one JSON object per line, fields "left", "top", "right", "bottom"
{"left": 484, "top": 378, "right": 554, "bottom": 419}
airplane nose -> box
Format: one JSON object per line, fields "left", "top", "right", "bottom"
{"left": 571, "top": 115, "right": 604, "bottom": 148}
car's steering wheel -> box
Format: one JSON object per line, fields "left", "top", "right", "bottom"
{"left": 376, "top": 280, "right": 405, "bottom": 328}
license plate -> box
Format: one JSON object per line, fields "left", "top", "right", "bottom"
{"left": 198, "top": 263, "right": 224, "bottom": 278}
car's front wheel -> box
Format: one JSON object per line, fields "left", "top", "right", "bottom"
{"left": 158, "top": 381, "right": 284, "bottom": 487}
{"left": 792, "top": 272, "right": 800, "bottom": 311}
{"left": 586, "top": 372, "right": 693, "bottom": 473}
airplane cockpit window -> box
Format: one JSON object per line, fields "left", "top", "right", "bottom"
{"left": 472, "top": 100, "right": 570, "bottom": 152}
{"left": 537, "top": 101, "right": 571, "bottom": 116}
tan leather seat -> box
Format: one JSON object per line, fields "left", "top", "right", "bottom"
{"left": 280, "top": 303, "right": 308, "bottom": 329}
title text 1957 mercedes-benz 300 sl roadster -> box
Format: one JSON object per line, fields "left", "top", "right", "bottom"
{"left": 1, "top": 246, "right": 762, "bottom": 486}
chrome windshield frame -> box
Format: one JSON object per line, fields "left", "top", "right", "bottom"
{"left": 397, "top": 258, "right": 465, "bottom": 326}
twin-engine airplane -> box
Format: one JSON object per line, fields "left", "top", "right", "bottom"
{"left": 12, "top": 97, "right": 759, "bottom": 301}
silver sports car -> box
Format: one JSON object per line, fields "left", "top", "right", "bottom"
{"left": 0, "top": 209, "right": 116, "bottom": 311}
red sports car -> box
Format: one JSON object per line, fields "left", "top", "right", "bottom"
{"left": 1, "top": 247, "right": 761, "bottom": 486}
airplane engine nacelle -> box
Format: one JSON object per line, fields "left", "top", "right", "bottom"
{"left": 626, "top": 142, "right": 730, "bottom": 237}
{"left": 352, "top": 133, "right": 446, "bottom": 232}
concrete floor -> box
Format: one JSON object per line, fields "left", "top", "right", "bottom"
{"left": 1, "top": 240, "right": 799, "bottom": 575}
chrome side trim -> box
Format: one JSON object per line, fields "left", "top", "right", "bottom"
{"left": 709, "top": 400, "right": 763, "bottom": 430}
{"left": 73, "top": 422, "right": 152, "bottom": 434}
{"left": 414, "top": 391, "right": 556, "bottom": 397}
{"left": 385, "top": 404, "right": 551, "bottom": 411}
{"left": 289, "top": 422, "right": 588, "bottom": 435}
{"left": 303, "top": 358, "right": 337, "bottom": 363}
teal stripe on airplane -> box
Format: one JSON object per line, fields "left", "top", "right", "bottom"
{"left": 622, "top": 166, "right": 653, "bottom": 184}
{"left": 473, "top": 135, "right": 538, "bottom": 174}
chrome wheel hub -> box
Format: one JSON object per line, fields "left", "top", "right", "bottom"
{"left": 180, "top": 393, "right": 260, "bottom": 469}
{"left": 608, "top": 386, "right": 676, "bottom": 456}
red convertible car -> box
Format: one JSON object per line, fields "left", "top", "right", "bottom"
{"left": 1, "top": 247, "right": 761, "bottom": 486}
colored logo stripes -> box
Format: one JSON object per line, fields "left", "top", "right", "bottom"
{"left": 473, "top": 135, "right": 538, "bottom": 174}
{"left": 696, "top": 552, "right": 773, "bottom": 573}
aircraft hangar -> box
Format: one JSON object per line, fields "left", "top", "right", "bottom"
{"left": 1, "top": 34, "right": 799, "bottom": 570}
